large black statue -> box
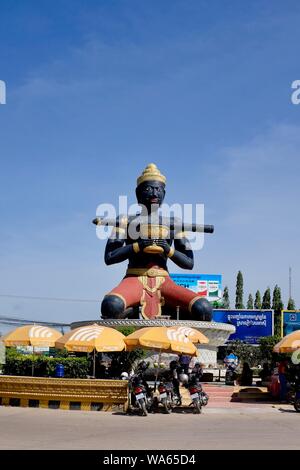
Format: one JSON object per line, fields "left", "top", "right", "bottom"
{"left": 94, "top": 163, "right": 213, "bottom": 321}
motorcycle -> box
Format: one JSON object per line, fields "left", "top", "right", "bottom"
{"left": 285, "top": 379, "right": 300, "bottom": 412}
{"left": 157, "top": 380, "right": 173, "bottom": 413}
{"left": 187, "top": 376, "right": 209, "bottom": 414}
{"left": 156, "top": 379, "right": 182, "bottom": 413}
{"left": 294, "top": 388, "right": 300, "bottom": 413}
{"left": 128, "top": 375, "right": 153, "bottom": 416}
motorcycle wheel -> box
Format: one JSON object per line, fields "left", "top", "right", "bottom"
{"left": 140, "top": 400, "right": 148, "bottom": 416}
{"left": 163, "top": 399, "right": 172, "bottom": 414}
{"left": 294, "top": 399, "right": 300, "bottom": 412}
{"left": 194, "top": 400, "right": 202, "bottom": 414}
{"left": 174, "top": 395, "right": 182, "bottom": 406}
{"left": 152, "top": 396, "right": 159, "bottom": 412}
{"left": 286, "top": 391, "right": 295, "bottom": 404}
{"left": 202, "top": 397, "right": 209, "bottom": 406}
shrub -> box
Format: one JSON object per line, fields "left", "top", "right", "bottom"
{"left": 226, "top": 340, "right": 261, "bottom": 367}
{"left": 3, "top": 348, "right": 89, "bottom": 378}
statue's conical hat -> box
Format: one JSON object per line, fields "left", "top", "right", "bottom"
{"left": 137, "top": 163, "right": 166, "bottom": 186}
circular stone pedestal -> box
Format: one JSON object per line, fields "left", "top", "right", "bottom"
{"left": 70, "top": 319, "right": 236, "bottom": 367}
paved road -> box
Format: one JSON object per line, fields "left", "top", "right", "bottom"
{"left": 0, "top": 405, "right": 299, "bottom": 450}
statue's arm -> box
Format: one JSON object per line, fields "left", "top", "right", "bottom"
{"left": 170, "top": 237, "right": 194, "bottom": 270}
{"left": 104, "top": 238, "right": 134, "bottom": 265}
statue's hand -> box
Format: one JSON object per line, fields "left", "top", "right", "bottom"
{"left": 152, "top": 239, "right": 172, "bottom": 255}
{"left": 137, "top": 239, "right": 157, "bottom": 251}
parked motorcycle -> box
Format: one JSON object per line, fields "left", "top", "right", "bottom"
{"left": 292, "top": 382, "right": 300, "bottom": 412}
{"left": 286, "top": 376, "right": 300, "bottom": 412}
{"left": 157, "top": 380, "right": 173, "bottom": 413}
{"left": 187, "top": 375, "right": 209, "bottom": 414}
{"left": 156, "top": 379, "right": 182, "bottom": 413}
{"left": 129, "top": 375, "right": 152, "bottom": 416}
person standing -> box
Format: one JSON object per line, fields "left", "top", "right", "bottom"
{"left": 278, "top": 360, "right": 288, "bottom": 402}
{"left": 179, "top": 354, "right": 191, "bottom": 374}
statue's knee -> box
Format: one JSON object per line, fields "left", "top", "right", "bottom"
{"left": 190, "top": 298, "right": 212, "bottom": 321}
{"left": 101, "top": 295, "right": 125, "bottom": 319}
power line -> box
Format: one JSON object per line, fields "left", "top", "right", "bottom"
{"left": 0, "top": 315, "right": 70, "bottom": 327}
{"left": 0, "top": 294, "right": 99, "bottom": 303}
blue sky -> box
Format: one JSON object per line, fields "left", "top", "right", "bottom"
{"left": 0, "top": 0, "right": 300, "bottom": 330}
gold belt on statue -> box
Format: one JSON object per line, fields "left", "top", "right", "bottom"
{"left": 126, "top": 268, "right": 169, "bottom": 277}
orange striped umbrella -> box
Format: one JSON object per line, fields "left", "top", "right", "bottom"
{"left": 55, "top": 324, "right": 126, "bottom": 378}
{"left": 273, "top": 330, "right": 300, "bottom": 353}
{"left": 2, "top": 324, "right": 62, "bottom": 347}
{"left": 169, "top": 326, "right": 209, "bottom": 345}
{"left": 125, "top": 327, "right": 198, "bottom": 355}
{"left": 55, "top": 324, "right": 126, "bottom": 353}
{"left": 2, "top": 324, "right": 62, "bottom": 376}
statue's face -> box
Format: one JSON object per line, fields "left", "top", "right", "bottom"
{"left": 136, "top": 180, "right": 165, "bottom": 211}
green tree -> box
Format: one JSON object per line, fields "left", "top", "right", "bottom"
{"left": 247, "top": 294, "right": 254, "bottom": 309}
{"left": 272, "top": 285, "right": 284, "bottom": 312}
{"left": 287, "top": 298, "right": 296, "bottom": 310}
{"left": 272, "top": 285, "right": 284, "bottom": 337}
{"left": 262, "top": 288, "right": 271, "bottom": 309}
{"left": 254, "top": 290, "right": 262, "bottom": 309}
{"left": 259, "top": 335, "right": 282, "bottom": 363}
{"left": 108, "top": 326, "right": 146, "bottom": 375}
{"left": 235, "top": 271, "right": 244, "bottom": 309}
{"left": 211, "top": 300, "right": 222, "bottom": 309}
{"left": 117, "top": 326, "right": 137, "bottom": 336}
{"left": 222, "top": 286, "right": 230, "bottom": 309}
{"left": 226, "top": 340, "right": 261, "bottom": 367}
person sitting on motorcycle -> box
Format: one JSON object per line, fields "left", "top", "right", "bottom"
{"left": 135, "top": 361, "right": 151, "bottom": 395}
{"left": 224, "top": 350, "right": 239, "bottom": 369}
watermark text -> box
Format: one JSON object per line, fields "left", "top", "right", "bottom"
{"left": 291, "top": 80, "right": 300, "bottom": 105}
{"left": 0, "top": 80, "right": 6, "bottom": 104}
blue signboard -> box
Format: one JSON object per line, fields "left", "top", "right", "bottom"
{"left": 282, "top": 311, "right": 300, "bottom": 336}
{"left": 212, "top": 309, "right": 274, "bottom": 345}
{"left": 170, "top": 274, "right": 222, "bottom": 301}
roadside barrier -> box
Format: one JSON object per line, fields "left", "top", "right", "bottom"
{"left": 0, "top": 375, "right": 129, "bottom": 412}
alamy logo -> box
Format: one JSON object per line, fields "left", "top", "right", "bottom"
{"left": 291, "top": 80, "right": 300, "bottom": 105}
{"left": 0, "top": 80, "right": 6, "bottom": 104}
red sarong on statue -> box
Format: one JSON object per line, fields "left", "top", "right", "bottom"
{"left": 106, "top": 267, "right": 201, "bottom": 320}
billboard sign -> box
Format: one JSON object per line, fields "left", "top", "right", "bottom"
{"left": 212, "top": 309, "right": 274, "bottom": 345}
{"left": 170, "top": 274, "right": 222, "bottom": 302}
{"left": 16, "top": 346, "right": 50, "bottom": 355}
{"left": 282, "top": 311, "right": 300, "bottom": 337}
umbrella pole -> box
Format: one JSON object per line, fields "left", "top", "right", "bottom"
{"left": 32, "top": 346, "right": 35, "bottom": 377}
{"left": 154, "top": 349, "right": 161, "bottom": 392}
{"left": 93, "top": 349, "right": 96, "bottom": 378}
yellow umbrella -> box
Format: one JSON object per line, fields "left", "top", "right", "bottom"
{"left": 55, "top": 324, "right": 126, "bottom": 352}
{"left": 2, "top": 324, "right": 62, "bottom": 347}
{"left": 125, "top": 327, "right": 198, "bottom": 355}
{"left": 273, "top": 330, "right": 300, "bottom": 353}
{"left": 169, "top": 326, "right": 209, "bottom": 345}
{"left": 55, "top": 324, "right": 126, "bottom": 377}
{"left": 2, "top": 324, "right": 62, "bottom": 376}
{"left": 125, "top": 326, "right": 198, "bottom": 391}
